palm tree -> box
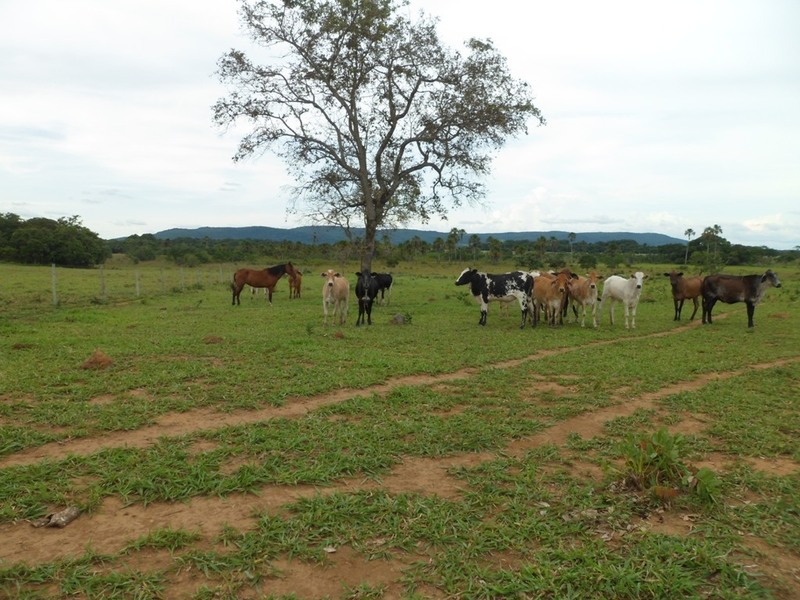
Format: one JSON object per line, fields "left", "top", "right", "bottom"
{"left": 684, "top": 228, "right": 695, "bottom": 265}
{"left": 568, "top": 232, "right": 576, "bottom": 263}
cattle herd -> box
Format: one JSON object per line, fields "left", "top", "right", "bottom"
{"left": 233, "top": 264, "right": 781, "bottom": 330}
{"left": 454, "top": 267, "right": 781, "bottom": 330}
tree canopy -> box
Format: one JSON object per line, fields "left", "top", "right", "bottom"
{"left": 214, "top": 0, "right": 544, "bottom": 270}
{"left": 0, "top": 214, "right": 110, "bottom": 267}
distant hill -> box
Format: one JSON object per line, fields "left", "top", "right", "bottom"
{"left": 152, "top": 226, "right": 684, "bottom": 247}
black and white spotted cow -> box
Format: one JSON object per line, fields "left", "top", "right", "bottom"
{"left": 455, "top": 268, "right": 533, "bottom": 328}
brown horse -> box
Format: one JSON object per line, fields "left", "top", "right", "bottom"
{"left": 231, "top": 262, "right": 297, "bottom": 305}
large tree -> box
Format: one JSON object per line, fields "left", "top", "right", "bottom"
{"left": 213, "top": 0, "right": 543, "bottom": 271}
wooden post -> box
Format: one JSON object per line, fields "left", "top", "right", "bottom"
{"left": 99, "top": 264, "right": 106, "bottom": 299}
{"left": 51, "top": 263, "right": 58, "bottom": 306}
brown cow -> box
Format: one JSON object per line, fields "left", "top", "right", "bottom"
{"left": 321, "top": 269, "right": 349, "bottom": 325}
{"left": 663, "top": 270, "right": 702, "bottom": 321}
{"left": 566, "top": 271, "right": 602, "bottom": 328}
{"left": 701, "top": 270, "right": 781, "bottom": 328}
{"left": 532, "top": 270, "right": 576, "bottom": 326}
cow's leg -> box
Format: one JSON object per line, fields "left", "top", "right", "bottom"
{"left": 366, "top": 299, "right": 373, "bottom": 325}
{"left": 702, "top": 297, "right": 715, "bottom": 324}
{"left": 623, "top": 303, "right": 630, "bottom": 329}
{"left": 517, "top": 297, "right": 528, "bottom": 329}
{"left": 591, "top": 301, "right": 598, "bottom": 328}
{"left": 689, "top": 297, "right": 699, "bottom": 320}
{"left": 609, "top": 300, "right": 616, "bottom": 325}
{"left": 675, "top": 299, "right": 683, "bottom": 321}
{"left": 630, "top": 303, "right": 637, "bottom": 329}
{"left": 746, "top": 302, "right": 755, "bottom": 328}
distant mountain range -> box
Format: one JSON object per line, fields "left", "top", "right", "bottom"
{"left": 152, "top": 226, "right": 685, "bottom": 247}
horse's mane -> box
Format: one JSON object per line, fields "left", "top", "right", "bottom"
{"left": 265, "top": 263, "right": 288, "bottom": 275}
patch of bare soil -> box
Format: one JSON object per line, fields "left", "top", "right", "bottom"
{"left": 2, "top": 323, "right": 799, "bottom": 599}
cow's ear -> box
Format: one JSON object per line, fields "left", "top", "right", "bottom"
{"left": 321, "top": 272, "right": 326, "bottom": 277}
{"left": 677, "top": 272, "right": 683, "bottom": 277}
{"left": 663, "top": 273, "right": 670, "bottom": 277}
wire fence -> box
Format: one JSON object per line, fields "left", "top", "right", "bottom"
{"left": 1, "top": 263, "right": 236, "bottom": 312}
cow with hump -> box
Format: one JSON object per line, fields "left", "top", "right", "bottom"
{"left": 455, "top": 268, "right": 533, "bottom": 328}
{"left": 566, "top": 271, "right": 602, "bottom": 328}
{"left": 321, "top": 269, "right": 349, "bottom": 326}
{"left": 701, "top": 270, "right": 781, "bottom": 328}
{"left": 600, "top": 271, "right": 647, "bottom": 329}
{"left": 532, "top": 269, "right": 578, "bottom": 327}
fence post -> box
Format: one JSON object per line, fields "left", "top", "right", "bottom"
{"left": 51, "top": 263, "right": 58, "bottom": 306}
{"left": 99, "top": 264, "right": 106, "bottom": 299}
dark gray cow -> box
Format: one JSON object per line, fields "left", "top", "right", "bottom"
{"left": 701, "top": 270, "right": 781, "bottom": 328}
{"left": 371, "top": 272, "right": 393, "bottom": 305}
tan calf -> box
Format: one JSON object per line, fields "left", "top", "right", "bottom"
{"left": 567, "top": 271, "right": 602, "bottom": 328}
{"left": 321, "top": 269, "right": 349, "bottom": 325}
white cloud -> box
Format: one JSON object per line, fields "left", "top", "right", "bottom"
{"left": 1, "top": 0, "right": 798, "bottom": 248}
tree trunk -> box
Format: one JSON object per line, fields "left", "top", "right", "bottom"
{"left": 362, "top": 216, "right": 377, "bottom": 272}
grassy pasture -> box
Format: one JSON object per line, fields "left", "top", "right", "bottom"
{"left": 0, "top": 259, "right": 798, "bottom": 599}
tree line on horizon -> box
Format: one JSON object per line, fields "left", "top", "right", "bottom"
{"left": 2, "top": 214, "right": 795, "bottom": 271}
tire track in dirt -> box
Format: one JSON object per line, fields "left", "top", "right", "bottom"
{"left": 2, "top": 317, "right": 798, "bottom": 590}
{"left": 2, "top": 354, "right": 797, "bottom": 569}
{"left": 0, "top": 319, "right": 706, "bottom": 469}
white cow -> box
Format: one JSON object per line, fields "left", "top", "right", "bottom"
{"left": 321, "top": 269, "right": 349, "bottom": 325}
{"left": 600, "top": 271, "right": 647, "bottom": 329}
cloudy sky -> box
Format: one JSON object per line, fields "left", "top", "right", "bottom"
{"left": 2, "top": 0, "right": 798, "bottom": 249}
